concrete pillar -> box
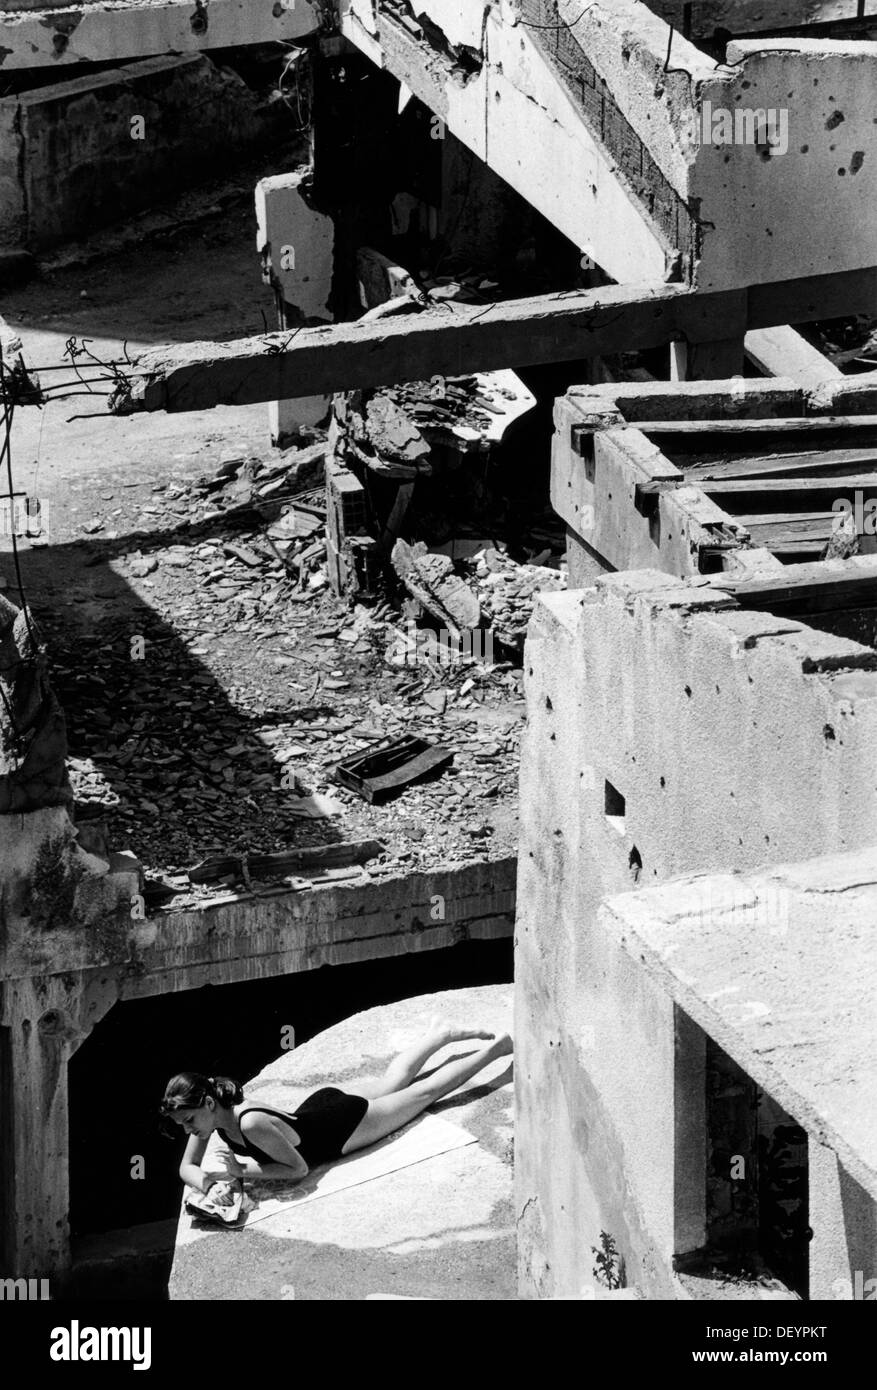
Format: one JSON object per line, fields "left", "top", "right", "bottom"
{"left": 325, "top": 449, "right": 369, "bottom": 595}
{"left": 255, "top": 171, "right": 335, "bottom": 447}
{"left": 0, "top": 973, "right": 118, "bottom": 1284}
{"left": 809, "top": 1143, "right": 877, "bottom": 1301}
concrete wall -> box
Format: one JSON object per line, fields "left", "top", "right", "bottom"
{"left": 515, "top": 571, "right": 877, "bottom": 1297}
{"left": 346, "top": 0, "right": 877, "bottom": 293}
{"left": 0, "top": 98, "right": 25, "bottom": 248}
{"left": 0, "top": 53, "right": 276, "bottom": 251}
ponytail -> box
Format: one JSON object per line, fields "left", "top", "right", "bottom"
{"left": 159, "top": 1070, "right": 243, "bottom": 1120}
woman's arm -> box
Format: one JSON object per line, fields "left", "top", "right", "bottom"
{"left": 239, "top": 1114, "right": 310, "bottom": 1182}
{"left": 179, "top": 1134, "right": 215, "bottom": 1193}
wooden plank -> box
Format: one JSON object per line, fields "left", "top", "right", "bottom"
{"left": 712, "top": 561, "right": 877, "bottom": 614}
{"left": 614, "top": 418, "right": 877, "bottom": 435}
{"left": 684, "top": 448, "right": 877, "bottom": 482}
{"left": 700, "top": 476, "right": 877, "bottom": 495}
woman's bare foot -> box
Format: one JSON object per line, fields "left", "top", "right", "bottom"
{"left": 490, "top": 1032, "right": 514, "bottom": 1060}
{"left": 425, "top": 1015, "right": 495, "bottom": 1049}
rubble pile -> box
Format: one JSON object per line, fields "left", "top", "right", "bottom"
{"left": 38, "top": 458, "right": 532, "bottom": 907}
{"left": 36, "top": 408, "right": 566, "bottom": 907}
{"left": 467, "top": 547, "right": 565, "bottom": 651}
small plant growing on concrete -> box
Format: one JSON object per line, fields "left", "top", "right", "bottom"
{"left": 592, "top": 1231, "right": 626, "bottom": 1290}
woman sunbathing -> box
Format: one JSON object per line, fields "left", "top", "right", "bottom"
{"left": 161, "top": 1017, "right": 512, "bottom": 1201}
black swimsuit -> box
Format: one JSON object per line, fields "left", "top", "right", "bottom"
{"left": 217, "top": 1087, "right": 369, "bottom": 1170}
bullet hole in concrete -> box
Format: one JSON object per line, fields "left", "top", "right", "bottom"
{"left": 545, "top": 695, "right": 553, "bottom": 712}
{"left": 628, "top": 846, "right": 642, "bottom": 884}
{"left": 528, "top": 668, "right": 533, "bottom": 678}
{"left": 851, "top": 151, "right": 866, "bottom": 175}
{"left": 659, "top": 776, "right": 665, "bottom": 788}
{"left": 554, "top": 828, "right": 562, "bottom": 836}
{"left": 824, "top": 724, "right": 836, "bottom": 742}
{"left": 684, "top": 685, "right": 692, "bottom": 698}
{"left": 741, "top": 81, "right": 750, "bottom": 90}
{"left": 825, "top": 110, "right": 845, "bottom": 131}
{"left": 550, "top": 732, "right": 556, "bottom": 741}
{"left": 838, "top": 168, "right": 846, "bottom": 177}
{"left": 800, "top": 145, "right": 809, "bottom": 154}
{"left": 765, "top": 834, "right": 770, "bottom": 843}
{"left": 715, "top": 685, "right": 720, "bottom": 694}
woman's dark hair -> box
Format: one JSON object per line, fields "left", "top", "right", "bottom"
{"left": 158, "top": 1071, "right": 243, "bottom": 1136}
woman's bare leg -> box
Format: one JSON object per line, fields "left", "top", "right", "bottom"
{"left": 341, "top": 1031, "right": 513, "bottom": 1154}
{"left": 361, "top": 1015, "right": 495, "bottom": 1100}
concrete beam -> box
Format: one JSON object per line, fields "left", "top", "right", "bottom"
{"left": 0, "top": 0, "right": 322, "bottom": 69}
{"left": 647, "top": 1, "right": 877, "bottom": 38}
{"left": 345, "top": 4, "right": 877, "bottom": 296}
{"left": 112, "top": 267, "right": 877, "bottom": 415}
{"left": 340, "top": 0, "right": 672, "bottom": 285}
{"left": 111, "top": 282, "right": 743, "bottom": 412}
{"left": 744, "top": 325, "right": 843, "bottom": 385}
{"left": 2, "top": 858, "right": 516, "bottom": 991}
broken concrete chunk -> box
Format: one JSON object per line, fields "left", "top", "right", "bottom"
{"left": 364, "top": 395, "right": 432, "bottom": 469}
{"left": 392, "top": 539, "right": 481, "bottom": 634}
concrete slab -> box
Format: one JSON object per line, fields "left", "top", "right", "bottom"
{"left": 169, "top": 984, "right": 515, "bottom": 1300}
{"left": 601, "top": 846, "right": 877, "bottom": 1201}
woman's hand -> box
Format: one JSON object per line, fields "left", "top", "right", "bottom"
{"left": 205, "top": 1179, "right": 239, "bottom": 1207}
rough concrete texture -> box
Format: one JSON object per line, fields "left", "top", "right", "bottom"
{"left": 169, "top": 985, "right": 515, "bottom": 1300}
{"left": 0, "top": 806, "right": 140, "bottom": 970}
{"left": 0, "top": 0, "right": 320, "bottom": 70}
{"left": 255, "top": 171, "right": 334, "bottom": 324}
{"left": 341, "top": 0, "right": 671, "bottom": 284}
{"left": 648, "top": 1, "right": 877, "bottom": 37}
{"left": 348, "top": 0, "right": 877, "bottom": 292}
{"left": 600, "top": 846, "right": 877, "bottom": 1298}
{"left": 696, "top": 41, "right": 877, "bottom": 290}
{"left": 2, "top": 55, "right": 276, "bottom": 251}
{"left": 516, "top": 571, "right": 877, "bottom": 1299}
